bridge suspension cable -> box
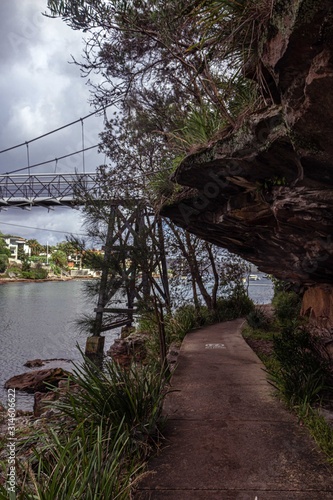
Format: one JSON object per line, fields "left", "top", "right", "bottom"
{"left": 5, "top": 144, "right": 99, "bottom": 175}
{"left": 0, "top": 220, "right": 88, "bottom": 236}
{"left": 0, "top": 104, "right": 113, "bottom": 155}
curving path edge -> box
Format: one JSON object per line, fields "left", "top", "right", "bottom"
{"left": 134, "top": 319, "right": 333, "bottom": 500}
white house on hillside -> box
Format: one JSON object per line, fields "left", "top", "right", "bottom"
{"left": 3, "top": 236, "right": 31, "bottom": 260}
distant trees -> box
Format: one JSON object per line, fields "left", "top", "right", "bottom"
{"left": 0, "top": 254, "right": 8, "bottom": 273}
{"left": 0, "top": 233, "right": 11, "bottom": 273}
{"left": 50, "top": 250, "right": 68, "bottom": 270}
{"left": 0, "top": 234, "right": 11, "bottom": 255}
{"left": 27, "top": 239, "right": 45, "bottom": 256}
{"left": 56, "top": 241, "right": 79, "bottom": 257}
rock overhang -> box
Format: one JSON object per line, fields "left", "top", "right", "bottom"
{"left": 160, "top": 0, "right": 333, "bottom": 293}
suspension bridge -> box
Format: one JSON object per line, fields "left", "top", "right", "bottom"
{"left": 0, "top": 172, "right": 99, "bottom": 209}
{"left": 0, "top": 108, "right": 170, "bottom": 351}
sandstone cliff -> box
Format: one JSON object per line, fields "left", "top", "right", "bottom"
{"left": 161, "top": 0, "right": 333, "bottom": 326}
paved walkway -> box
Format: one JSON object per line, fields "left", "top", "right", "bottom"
{"left": 135, "top": 319, "right": 333, "bottom": 499}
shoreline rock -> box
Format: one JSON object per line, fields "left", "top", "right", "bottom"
{"left": 0, "top": 276, "right": 97, "bottom": 285}
{"left": 4, "top": 367, "right": 71, "bottom": 393}
{"left": 107, "top": 332, "right": 148, "bottom": 366}
{"left": 24, "top": 359, "right": 45, "bottom": 368}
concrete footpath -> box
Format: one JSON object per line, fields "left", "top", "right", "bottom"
{"left": 134, "top": 319, "right": 333, "bottom": 499}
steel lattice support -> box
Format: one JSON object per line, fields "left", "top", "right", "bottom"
{"left": 87, "top": 202, "right": 170, "bottom": 346}
{"left": 0, "top": 173, "right": 99, "bottom": 208}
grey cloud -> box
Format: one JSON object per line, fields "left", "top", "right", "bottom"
{"left": 0, "top": 0, "right": 46, "bottom": 63}
{"left": 0, "top": 1, "right": 105, "bottom": 244}
{"left": 0, "top": 206, "right": 86, "bottom": 245}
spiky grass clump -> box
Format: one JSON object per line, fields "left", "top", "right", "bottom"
{"left": 14, "top": 423, "right": 137, "bottom": 500}
{"left": 54, "top": 357, "right": 169, "bottom": 455}
{"left": 268, "top": 325, "right": 331, "bottom": 408}
{"left": 0, "top": 357, "right": 169, "bottom": 499}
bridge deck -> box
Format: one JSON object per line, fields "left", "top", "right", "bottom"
{"left": 0, "top": 173, "right": 98, "bottom": 208}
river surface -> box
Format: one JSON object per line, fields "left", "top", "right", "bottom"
{"left": 0, "top": 277, "right": 273, "bottom": 410}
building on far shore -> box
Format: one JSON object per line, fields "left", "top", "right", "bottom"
{"left": 3, "top": 235, "right": 31, "bottom": 261}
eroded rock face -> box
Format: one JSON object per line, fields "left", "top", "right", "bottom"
{"left": 107, "top": 333, "right": 148, "bottom": 366}
{"left": 301, "top": 286, "right": 333, "bottom": 328}
{"left": 24, "top": 359, "right": 45, "bottom": 368}
{"left": 4, "top": 368, "right": 70, "bottom": 393}
{"left": 161, "top": 1, "right": 333, "bottom": 324}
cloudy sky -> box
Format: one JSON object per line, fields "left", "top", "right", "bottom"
{"left": 0, "top": 0, "right": 106, "bottom": 245}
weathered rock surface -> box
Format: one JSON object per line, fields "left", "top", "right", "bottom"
{"left": 107, "top": 333, "right": 148, "bottom": 365}
{"left": 161, "top": 0, "right": 333, "bottom": 325}
{"left": 33, "top": 391, "right": 58, "bottom": 417}
{"left": 24, "top": 359, "right": 45, "bottom": 368}
{"left": 33, "top": 379, "right": 80, "bottom": 417}
{"left": 4, "top": 368, "right": 70, "bottom": 393}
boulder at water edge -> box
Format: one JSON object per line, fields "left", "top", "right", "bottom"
{"left": 4, "top": 367, "right": 70, "bottom": 393}
{"left": 24, "top": 359, "right": 45, "bottom": 368}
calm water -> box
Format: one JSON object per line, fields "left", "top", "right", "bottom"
{"left": 0, "top": 280, "right": 119, "bottom": 410}
{"left": 246, "top": 276, "right": 274, "bottom": 305}
{"left": 0, "top": 278, "right": 273, "bottom": 410}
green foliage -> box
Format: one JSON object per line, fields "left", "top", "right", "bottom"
{"left": 6, "top": 265, "right": 21, "bottom": 275}
{"left": 21, "top": 257, "right": 31, "bottom": 272}
{"left": 169, "top": 104, "right": 226, "bottom": 153}
{"left": 81, "top": 250, "right": 103, "bottom": 270}
{"left": 1, "top": 356, "right": 169, "bottom": 498}
{"left": 269, "top": 325, "right": 331, "bottom": 408}
{"left": 301, "top": 407, "right": 333, "bottom": 465}
{"left": 243, "top": 313, "right": 333, "bottom": 464}
{"left": 246, "top": 307, "right": 271, "bottom": 330}
{"left": 167, "top": 304, "right": 199, "bottom": 343}
{"left": 0, "top": 236, "right": 11, "bottom": 258}
{"left": 50, "top": 250, "right": 68, "bottom": 269}
{"left": 0, "top": 254, "right": 8, "bottom": 273}
{"left": 30, "top": 255, "right": 48, "bottom": 263}
{"left": 148, "top": 167, "right": 177, "bottom": 202}
{"left": 140, "top": 292, "right": 254, "bottom": 351}
{"left": 258, "top": 176, "right": 288, "bottom": 191}
{"left": 53, "top": 357, "right": 168, "bottom": 452}
{"left": 227, "top": 77, "right": 263, "bottom": 118}
{"left": 11, "top": 423, "right": 138, "bottom": 499}
{"left": 27, "top": 238, "right": 45, "bottom": 256}
{"left": 21, "top": 268, "right": 49, "bottom": 280}
{"left": 56, "top": 240, "right": 79, "bottom": 257}
{"left": 270, "top": 276, "right": 292, "bottom": 295}
{"left": 215, "top": 290, "right": 254, "bottom": 321}
{"left": 272, "top": 291, "right": 301, "bottom": 326}
{"left": 51, "top": 264, "right": 62, "bottom": 276}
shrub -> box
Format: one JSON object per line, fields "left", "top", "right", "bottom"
{"left": 2, "top": 356, "right": 170, "bottom": 498}
{"left": 169, "top": 304, "right": 199, "bottom": 341}
{"left": 246, "top": 307, "right": 271, "bottom": 330}
{"left": 216, "top": 292, "right": 254, "bottom": 322}
{"left": 139, "top": 293, "right": 255, "bottom": 357}
{"left": 0, "top": 254, "right": 8, "bottom": 273}
{"left": 270, "top": 276, "right": 292, "bottom": 295}
{"left": 268, "top": 325, "right": 331, "bottom": 407}
{"left": 21, "top": 268, "right": 48, "bottom": 279}
{"left": 12, "top": 423, "right": 137, "bottom": 499}
{"left": 272, "top": 291, "right": 301, "bottom": 326}
{"left": 54, "top": 356, "right": 168, "bottom": 453}
{"left": 34, "top": 268, "right": 48, "bottom": 279}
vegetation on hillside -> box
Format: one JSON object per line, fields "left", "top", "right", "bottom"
{"left": 244, "top": 289, "right": 333, "bottom": 464}
{"left": 0, "top": 236, "right": 88, "bottom": 277}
